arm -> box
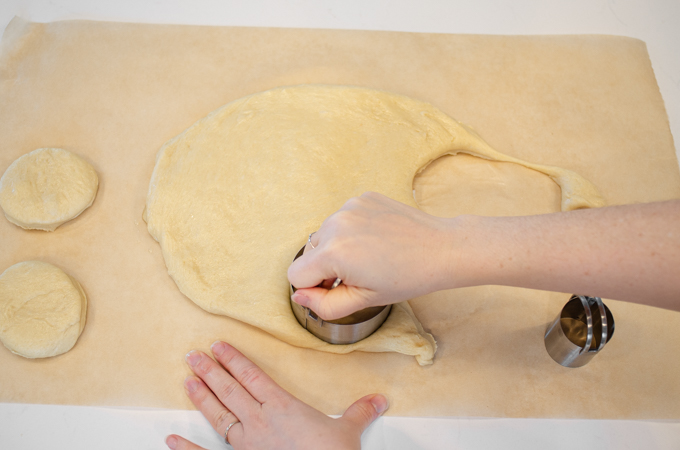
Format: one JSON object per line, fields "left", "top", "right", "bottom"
{"left": 288, "top": 192, "right": 680, "bottom": 319}
{"left": 452, "top": 200, "right": 680, "bottom": 311}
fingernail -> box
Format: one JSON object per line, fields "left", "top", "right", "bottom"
{"left": 370, "top": 395, "right": 389, "bottom": 415}
{"left": 211, "top": 341, "right": 227, "bottom": 356}
{"left": 184, "top": 377, "right": 199, "bottom": 393}
{"left": 292, "top": 292, "right": 309, "bottom": 307}
{"left": 185, "top": 350, "right": 201, "bottom": 367}
{"left": 166, "top": 435, "right": 178, "bottom": 449}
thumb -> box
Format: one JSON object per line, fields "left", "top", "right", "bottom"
{"left": 340, "top": 394, "right": 389, "bottom": 432}
{"left": 166, "top": 434, "right": 208, "bottom": 450}
{"left": 291, "top": 285, "right": 372, "bottom": 321}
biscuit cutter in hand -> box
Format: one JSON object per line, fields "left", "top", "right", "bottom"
{"left": 290, "top": 246, "right": 391, "bottom": 345}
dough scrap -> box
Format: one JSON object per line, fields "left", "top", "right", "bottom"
{"left": 0, "top": 148, "right": 99, "bottom": 231}
{"left": 145, "top": 85, "right": 605, "bottom": 365}
{"left": 0, "top": 261, "right": 87, "bottom": 358}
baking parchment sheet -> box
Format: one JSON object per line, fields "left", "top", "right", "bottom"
{"left": 0, "top": 17, "right": 679, "bottom": 418}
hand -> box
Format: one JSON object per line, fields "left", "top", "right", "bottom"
{"left": 166, "top": 341, "right": 388, "bottom": 450}
{"left": 288, "top": 192, "right": 455, "bottom": 320}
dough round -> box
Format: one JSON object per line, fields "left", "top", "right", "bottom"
{"left": 145, "top": 85, "right": 604, "bottom": 365}
{"left": 0, "top": 148, "right": 99, "bottom": 231}
{"left": 0, "top": 261, "right": 87, "bottom": 358}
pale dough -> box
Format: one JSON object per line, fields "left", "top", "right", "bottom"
{"left": 0, "top": 148, "right": 99, "bottom": 231}
{"left": 145, "top": 85, "right": 605, "bottom": 365}
{"left": 0, "top": 261, "right": 87, "bottom": 358}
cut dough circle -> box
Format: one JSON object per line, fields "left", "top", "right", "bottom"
{"left": 145, "top": 85, "right": 604, "bottom": 365}
{"left": 0, "top": 261, "right": 87, "bottom": 358}
{"left": 0, "top": 148, "right": 99, "bottom": 231}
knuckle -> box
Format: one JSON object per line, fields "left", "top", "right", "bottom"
{"left": 324, "top": 215, "right": 352, "bottom": 242}
{"left": 213, "top": 408, "right": 234, "bottom": 430}
{"left": 220, "top": 349, "right": 239, "bottom": 367}
{"left": 196, "top": 357, "right": 214, "bottom": 375}
{"left": 189, "top": 383, "right": 208, "bottom": 403}
{"left": 238, "top": 364, "right": 262, "bottom": 387}
{"left": 287, "top": 263, "right": 298, "bottom": 281}
{"left": 344, "top": 195, "right": 361, "bottom": 208}
{"left": 216, "top": 380, "right": 241, "bottom": 402}
{"left": 355, "top": 403, "right": 377, "bottom": 424}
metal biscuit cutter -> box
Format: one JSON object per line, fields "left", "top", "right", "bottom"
{"left": 290, "top": 246, "right": 391, "bottom": 345}
{"left": 544, "top": 294, "right": 615, "bottom": 368}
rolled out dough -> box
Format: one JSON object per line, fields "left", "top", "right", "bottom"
{"left": 0, "top": 261, "right": 88, "bottom": 358}
{"left": 145, "top": 85, "right": 605, "bottom": 365}
{"left": 0, "top": 148, "right": 99, "bottom": 231}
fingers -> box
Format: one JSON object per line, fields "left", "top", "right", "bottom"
{"left": 287, "top": 244, "right": 337, "bottom": 290}
{"left": 288, "top": 191, "right": 392, "bottom": 290}
{"left": 291, "top": 286, "right": 373, "bottom": 321}
{"left": 165, "top": 434, "right": 208, "bottom": 450}
{"left": 307, "top": 231, "right": 320, "bottom": 251}
{"left": 210, "top": 341, "right": 286, "bottom": 404}
{"left": 289, "top": 191, "right": 412, "bottom": 316}
{"left": 185, "top": 350, "right": 260, "bottom": 420}
{"left": 340, "top": 394, "right": 389, "bottom": 432}
{"left": 183, "top": 375, "right": 243, "bottom": 441}
{"left": 289, "top": 203, "right": 349, "bottom": 290}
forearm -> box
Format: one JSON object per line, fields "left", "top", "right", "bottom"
{"left": 447, "top": 200, "right": 680, "bottom": 311}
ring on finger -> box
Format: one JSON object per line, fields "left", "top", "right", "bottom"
{"left": 225, "top": 419, "right": 240, "bottom": 445}
{"left": 308, "top": 232, "right": 317, "bottom": 249}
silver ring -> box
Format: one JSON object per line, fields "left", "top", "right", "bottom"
{"left": 331, "top": 278, "right": 342, "bottom": 289}
{"left": 224, "top": 419, "right": 240, "bottom": 445}
{"left": 308, "top": 232, "right": 317, "bottom": 249}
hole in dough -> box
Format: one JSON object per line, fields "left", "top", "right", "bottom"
{"left": 413, "top": 154, "right": 562, "bottom": 218}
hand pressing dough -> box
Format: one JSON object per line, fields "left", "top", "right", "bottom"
{"left": 0, "top": 261, "right": 87, "bottom": 358}
{"left": 145, "top": 85, "right": 605, "bottom": 365}
{"left": 0, "top": 148, "right": 99, "bottom": 231}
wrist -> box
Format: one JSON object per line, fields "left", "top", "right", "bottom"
{"left": 436, "top": 214, "right": 495, "bottom": 291}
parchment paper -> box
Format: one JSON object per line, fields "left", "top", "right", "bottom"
{"left": 0, "top": 17, "right": 679, "bottom": 419}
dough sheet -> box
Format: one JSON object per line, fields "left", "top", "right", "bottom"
{"left": 144, "top": 85, "right": 603, "bottom": 365}
{"left": 0, "top": 18, "right": 679, "bottom": 418}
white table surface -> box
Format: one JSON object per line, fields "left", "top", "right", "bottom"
{"left": 1, "top": 1, "right": 679, "bottom": 449}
